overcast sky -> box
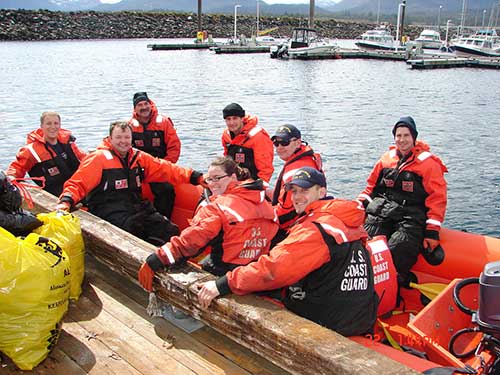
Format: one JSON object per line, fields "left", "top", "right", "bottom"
{"left": 100, "top": 0, "right": 313, "bottom": 3}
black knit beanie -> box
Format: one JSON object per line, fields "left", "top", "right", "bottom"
{"left": 223, "top": 103, "right": 245, "bottom": 119}
{"left": 133, "top": 92, "right": 149, "bottom": 107}
{"left": 392, "top": 116, "right": 418, "bottom": 140}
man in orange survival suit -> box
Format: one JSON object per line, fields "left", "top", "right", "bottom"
{"left": 197, "top": 167, "right": 379, "bottom": 337}
{"left": 357, "top": 116, "right": 448, "bottom": 287}
{"left": 221, "top": 103, "right": 274, "bottom": 182}
{"left": 270, "top": 124, "right": 323, "bottom": 240}
{"left": 7, "top": 111, "right": 86, "bottom": 196}
{"left": 129, "top": 92, "right": 181, "bottom": 218}
{"left": 56, "top": 121, "right": 205, "bottom": 246}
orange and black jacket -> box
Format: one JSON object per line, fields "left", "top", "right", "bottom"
{"left": 130, "top": 100, "right": 181, "bottom": 162}
{"left": 222, "top": 115, "right": 274, "bottom": 182}
{"left": 159, "top": 179, "right": 278, "bottom": 275}
{"left": 7, "top": 128, "right": 86, "bottom": 196}
{"left": 358, "top": 140, "right": 448, "bottom": 240}
{"left": 272, "top": 144, "right": 323, "bottom": 229}
{"left": 215, "top": 198, "right": 379, "bottom": 336}
{"left": 58, "top": 137, "right": 201, "bottom": 222}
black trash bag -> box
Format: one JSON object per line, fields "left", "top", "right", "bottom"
{"left": 0, "top": 209, "right": 43, "bottom": 236}
{"left": 0, "top": 171, "right": 22, "bottom": 212}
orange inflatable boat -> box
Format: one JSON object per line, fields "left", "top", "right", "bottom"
{"left": 171, "top": 184, "right": 500, "bottom": 374}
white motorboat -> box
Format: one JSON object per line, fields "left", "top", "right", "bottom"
{"left": 415, "top": 29, "right": 445, "bottom": 49}
{"left": 355, "top": 25, "right": 401, "bottom": 51}
{"left": 452, "top": 29, "right": 500, "bottom": 57}
{"left": 272, "top": 28, "right": 338, "bottom": 58}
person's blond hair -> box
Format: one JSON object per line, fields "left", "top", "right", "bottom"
{"left": 40, "top": 111, "right": 61, "bottom": 124}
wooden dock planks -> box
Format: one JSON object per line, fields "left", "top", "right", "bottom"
{"left": 18, "top": 188, "right": 418, "bottom": 375}
{"left": 0, "top": 256, "right": 287, "bottom": 375}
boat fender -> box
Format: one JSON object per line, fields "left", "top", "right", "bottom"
{"left": 421, "top": 244, "right": 445, "bottom": 266}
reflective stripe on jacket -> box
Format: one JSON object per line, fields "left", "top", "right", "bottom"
{"left": 7, "top": 128, "right": 86, "bottom": 196}
{"left": 130, "top": 100, "right": 181, "bottom": 162}
{"left": 167, "top": 180, "right": 278, "bottom": 268}
{"left": 358, "top": 140, "right": 447, "bottom": 235}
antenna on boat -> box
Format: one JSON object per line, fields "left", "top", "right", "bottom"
{"left": 459, "top": 0, "right": 467, "bottom": 37}
{"left": 309, "top": 0, "right": 315, "bottom": 28}
{"left": 376, "top": 0, "right": 381, "bottom": 24}
{"left": 395, "top": 1, "right": 406, "bottom": 43}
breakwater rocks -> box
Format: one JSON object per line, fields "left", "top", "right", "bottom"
{"left": 0, "top": 9, "right": 424, "bottom": 42}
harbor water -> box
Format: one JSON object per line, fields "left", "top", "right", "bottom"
{"left": 0, "top": 38, "right": 498, "bottom": 237}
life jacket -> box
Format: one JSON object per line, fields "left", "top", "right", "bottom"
{"left": 130, "top": 100, "right": 181, "bottom": 162}
{"left": 131, "top": 117, "right": 167, "bottom": 158}
{"left": 226, "top": 144, "right": 257, "bottom": 179}
{"left": 283, "top": 201, "right": 379, "bottom": 336}
{"left": 21, "top": 129, "right": 82, "bottom": 196}
{"left": 85, "top": 147, "right": 144, "bottom": 225}
{"left": 165, "top": 180, "right": 278, "bottom": 275}
{"left": 209, "top": 181, "right": 277, "bottom": 267}
{"left": 223, "top": 116, "right": 274, "bottom": 181}
{"left": 365, "top": 235, "right": 398, "bottom": 316}
{"left": 272, "top": 144, "right": 323, "bottom": 229}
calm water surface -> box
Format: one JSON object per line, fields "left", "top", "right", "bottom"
{"left": 0, "top": 38, "right": 498, "bottom": 237}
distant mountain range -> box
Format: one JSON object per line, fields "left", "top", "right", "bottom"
{"left": 2, "top": 0, "right": 500, "bottom": 21}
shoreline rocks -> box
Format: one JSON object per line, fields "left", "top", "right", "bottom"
{"left": 0, "top": 9, "right": 424, "bottom": 42}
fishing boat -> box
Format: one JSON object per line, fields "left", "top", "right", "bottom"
{"left": 270, "top": 28, "right": 338, "bottom": 59}
{"left": 452, "top": 29, "right": 500, "bottom": 57}
{"left": 415, "top": 29, "right": 445, "bottom": 50}
{"left": 16, "top": 186, "right": 500, "bottom": 374}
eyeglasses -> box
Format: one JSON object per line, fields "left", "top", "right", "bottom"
{"left": 273, "top": 138, "right": 296, "bottom": 147}
{"left": 205, "top": 175, "right": 229, "bottom": 183}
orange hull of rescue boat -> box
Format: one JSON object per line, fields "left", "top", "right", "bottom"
{"left": 170, "top": 183, "right": 203, "bottom": 231}
{"left": 412, "top": 227, "right": 500, "bottom": 283}
{"left": 169, "top": 187, "right": 500, "bottom": 373}
{"left": 368, "top": 229, "right": 500, "bottom": 373}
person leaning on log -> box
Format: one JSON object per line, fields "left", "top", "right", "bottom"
{"left": 7, "top": 111, "right": 87, "bottom": 197}
{"left": 55, "top": 121, "right": 206, "bottom": 246}
{"left": 197, "top": 167, "right": 379, "bottom": 337}
{"left": 357, "top": 116, "right": 448, "bottom": 289}
{"left": 128, "top": 91, "right": 181, "bottom": 218}
{"left": 221, "top": 103, "right": 274, "bottom": 183}
{"left": 137, "top": 156, "right": 279, "bottom": 292}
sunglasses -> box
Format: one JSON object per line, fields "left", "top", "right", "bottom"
{"left": 205, "top": 174, "right": 229, "bottom": 183}
{"left": 273, "top": 138, "right": 296, "bottom": 147}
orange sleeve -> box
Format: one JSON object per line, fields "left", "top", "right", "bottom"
{"left": 59, "top": 152, "right": 104, "bottom": 203}
{"left": 421, "top": 158, "right": 447, "bottom": 233}
{"left": 6, "top": 146, "right": 35, "bottom": 178}
{"left": 252, "top": 132, "right": 274, "bottom": 182}
{"left": 71, "top": 142, "right": 87, "bottom": 162}
{"left": 163, "top": 117, "right": 181, "bottom": 163}
{"left": 226, "top": 224, "right": 330, "bottom": 295}
{"left": 221, "top": 131, "right": 229, "bottom": 156}
{"left": 141, "top": 153, "right": 194, "bottom": 186}
{"left": 168, "top": 204, "right": 223, "bottom": 260}
{"left": 358, "top": 158, "right": 384, "bottom": 202}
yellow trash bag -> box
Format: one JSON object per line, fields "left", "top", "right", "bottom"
{"left": 34, "top": 211, "right": 85, "bottom": 300}
{"left": 0, "top": 227, "right": 70, "bottom": 370}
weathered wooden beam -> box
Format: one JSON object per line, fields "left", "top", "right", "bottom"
{"left": 28, "top": 188, "right": 419, "bottom": 375}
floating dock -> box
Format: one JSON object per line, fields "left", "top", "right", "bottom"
{"left": 211, "top": 45, "right": 271, "bottom": 54}
{"left": 407, "top": 57, "right": 500, "bottom": 69}
{"left": 277, "top": 47, "right": 500, "bottom": 69}
{"left": 147, "top": 43, "right": 217, "bottom": 51}
{"left": 281, "top": 48, "right": 407, "bottom": 61}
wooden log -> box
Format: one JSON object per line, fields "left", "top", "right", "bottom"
{"left": 28, "top": 188, "right": 419, "bottom": 375}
